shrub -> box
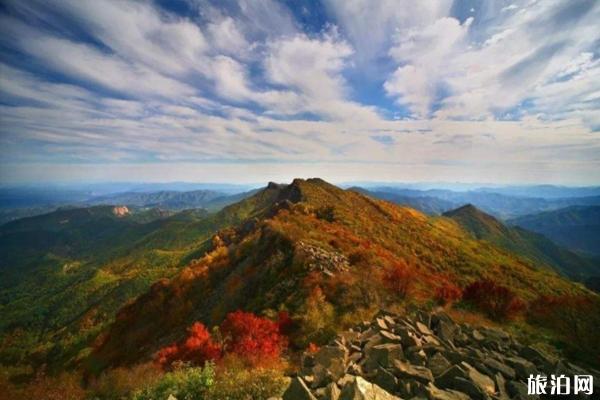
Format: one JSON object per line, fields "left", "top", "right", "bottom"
{"left": 156, "top": 323, "right": 221, "bottom": 368}
{"left": 208, "top": 362, "right": 288, "bottom": 400}
{"left": 434, "top": 282, "right": 462, "bottom": 305}
{"left": 131, "top": 364, "right": 214, "bottom": 400}
{"left": 0, "top": 371, "right": 85, "bottom": 400}
{"left": 462, "top": 279, "right": 525, "bottom": 320}
{"left": 88, "top": 363, "right": 161, "bottom": 399}
{"left": 382, "top": 261, "right": 414, "bottom": 299}
{"left": 528, "top": 294, "right": 600, "bottom": 365}
{"left": 299, "top": 286, "right": 336, "bottom": 346}
{"left": 221, "top": 311, "right": 287, "bottom": 367}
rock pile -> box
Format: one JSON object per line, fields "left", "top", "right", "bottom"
{"left": 282, "top": 309, "right": 599, "bottom": 399}
{"left": 296, "top": 241, "right": 349, "bottom": 277}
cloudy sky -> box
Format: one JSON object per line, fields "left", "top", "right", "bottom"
{"left": 0, "top": 0, "right": 599, "bottom": 185}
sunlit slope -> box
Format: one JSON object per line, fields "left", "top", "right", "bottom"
{"left": 91, "top": 178, "right": 588, "bottom": 370}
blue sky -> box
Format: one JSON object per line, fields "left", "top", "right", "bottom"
{"left": 0, "top": 0, "right": 599, "bottom": 184}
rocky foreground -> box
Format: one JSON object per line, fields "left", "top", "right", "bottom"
{"left": 282, "top": 309, "right": 599, "bottom": 400}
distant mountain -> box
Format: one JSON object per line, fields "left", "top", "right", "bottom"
{"left": 474, "top": 185, "right": 600, "bottom": 199}
{"left": 90, "top": 179, "right": 589, "bottom": 369}
{"left": 509, "top": 206, "right": 600, "bottom": 257}
{"left": 84, "top": 189, "right": 256, "bottom": 211}
{"left": 366, "top": 186, "right": 600, "bottom": 218}
{"left": 444, "top": 204, "right": 600, "bottom": 281}
{"left": 350, "top": 187, "right": 457, "bottom": 215}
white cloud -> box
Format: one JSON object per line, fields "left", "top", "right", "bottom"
{"left": 0, "top": 0, "right": 599, "bottom": 184}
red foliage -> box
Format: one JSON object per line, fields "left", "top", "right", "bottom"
{"left": 307, "top": 342, "right": 320, "bottom": 353}
{"left": 156, "top": 322, "right": 221, "bottom": 368}
{"left": 156, "top": 311, "right": 288, "bottom": 369}
{"left": 382, "top": 261, "right": 414, "bottom": 298}
{"left": 221, "top": 311, "right": 288, "bottom": 366}
{"left": 434, "top": 282, "right": 462, "bottom": 305}
{"left": 462, "top": 279, "right": 525, "bottom": 320}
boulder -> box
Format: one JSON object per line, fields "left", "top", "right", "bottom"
{"left": 392, "top": 360, "right": 434, "bottom": 383}
{"left": 424, "top": 383, "right": 471, "bottom": 400}
{"left": 283, "top": 377, "right": 318, "bottom": 400}
{"left": 364, "top": 343, "right": 403, "bottom": 370}
{"left": 504, "top": 356, "right": 537, "bottom": 380}
{"left": 339, "top": 376, "right": 401, "bottom": 400}
{"left": 373, "top": 367, "right": 397, "bottom": 393}
{"left": 459, "top": 362, "right": 495, "bottom": 395}
{"left": 482, "top": 358, "right": 516, "bottom": 379}
{"left": 427, "top": 352, "right": 452, "bottom": 377}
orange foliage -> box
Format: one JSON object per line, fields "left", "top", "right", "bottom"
{"left": 156, "top": 322, "right": 221, "bottom": 368}
{"left": 307, "top": 342, "right": 320, "bottom": 353}
{"left": 462, "top": 279, "right": 525, "bottom": 320}
{"left": 434, "top": 282, "right": 462, "bottom": 305}
{"left": 381, "top": 261, "right": 414, "bottom": 299}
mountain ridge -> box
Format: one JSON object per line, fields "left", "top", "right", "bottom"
{"left": 89, "top": 178, "right": 592, "bottom": 371}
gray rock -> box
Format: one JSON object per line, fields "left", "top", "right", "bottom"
{"left": 424, "top": 383, "right": 471, "bottom": 400}
{"left": 519, "top": 345, "right": 556, "bottom": 370}
{"left": 375, "top": 318, "right": 389, "bottom": 331}
{"left": 504, "top": 356, "right": 537, "bottom": 380}
{"left": 365, "top": 343, "right": 404, "bottom": 369}
{"left": 373, "top": 367, "right": 398, "bottom": 393}
{"left": 416, "top": 321, "right": 433, "bottom": 336}
{"left": 435, "top": 365, "right": 468, "bottom": 389}
{"left": 339, "top": 376, "right": 401, "bottom": 400}
{"left": 283, "top": 377, "right": 318, "bottom": 400}
{"left": 494, "top": 372, "right": 509, "bottom": 400}
{"left": 393, "top": 360, "right": 434, "bottom": 383}
{"left": 435, "top": 320, "right": 457, "bottom": 343}
{"left": 482, "top": 358, "right": 515, "bottom": 379}
{"left": 427, "top": 352, "right": 452, "bottom": 377}
{"left": 324, "top": 383, "right": 341, "bottom": 400}
{"left": 459, "top": 362, "right": 495, "bottom": 395}
{"left": 471, "top": 330, "right": 485, "bottom": 342}
{"left": 451, "top": 377, "right": 487, "bottom": 400}
{"left": 380, "top": 330, "right": 403, "bottom": 344}
{"left": 506, "top": 380, "right": 532, "bottom": 400}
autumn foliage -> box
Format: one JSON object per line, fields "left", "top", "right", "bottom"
{"left": 156, "top": 311, "right": 287, "bottom": 369}
{"left": 434, "top": 282, "right": 462, "bottom": 305}
{"left": 382, "top": 261, "right": 414, "bottom": 299}
{"left": 462, "top": 279, "right": 525, "bottom": 320}
{"left": 221, "top": 311, "right": 288, "bottom": 366}
{"left": 156, "top": 322, "right": 221, "bottom": 367}
{"left": 527, "top": 294, "right": 600, "bottom": 364}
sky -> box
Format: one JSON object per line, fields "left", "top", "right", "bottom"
{"left": 0, "top": 0, "right": 599, "bottom": 185}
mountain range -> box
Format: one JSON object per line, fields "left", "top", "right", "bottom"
{"left": 1, "top": 178, "right": 599, "bottom": 391}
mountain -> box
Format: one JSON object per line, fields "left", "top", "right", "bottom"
{"left": 350, "top": 187, "right": 457, "bottom": 215}
{"left": 443, "top": 204, "right": 600, "bottom": 281}
{"left": 474, "top": 185, "right": 600, "bottom": 199}
{"left": 0, "top": 197, "right": 268, "bottom": 370}
{"left": 85, "top": 189, "right": 257, "bottom": 211}
{"left": 509, "top": 206, "right": 600, "bottom": 257}
{"left": 89, "top": 179, "right": 590, "bottom": 370}
{"left": 364, "top": 186, "right": 600, "bottom": 219}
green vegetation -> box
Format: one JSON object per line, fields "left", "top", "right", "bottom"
{"left": 444, "top": 204, "right": 600, "bottom": 280}
{"left": 2, "top": 178, "right": 599, "bottom": 398}
{"left": 510, "top": 205, "right": 600, "bottom": 257}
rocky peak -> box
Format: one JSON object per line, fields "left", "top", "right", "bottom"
{"left": 112, "top": 205, "right": 129, "bottom": 217}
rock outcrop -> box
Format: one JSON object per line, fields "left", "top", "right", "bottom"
{"left": 282, "top": 309, "right": 599, "bottom": 399}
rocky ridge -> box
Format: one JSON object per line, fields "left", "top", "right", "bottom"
{"left": 282, "top": 309, "right": 599, "bottom": 400}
